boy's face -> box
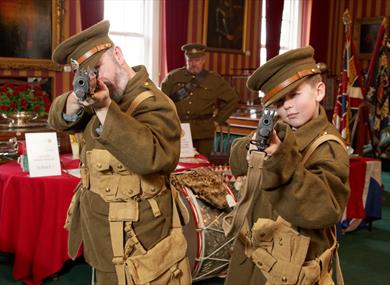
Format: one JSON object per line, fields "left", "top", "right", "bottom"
{"left": 273, "top": 79, "right": 325, "bottom": 128}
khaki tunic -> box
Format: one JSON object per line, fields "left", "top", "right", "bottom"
{"left": 225, "top": 106, "right": 350, "bottom": 285}
{"left": 161, "top": 67, "right": 239, "bottom": 140}
{"left": 48, "top": 65, "right": 181, "bottom": 272}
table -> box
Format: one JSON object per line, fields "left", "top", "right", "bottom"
{"left": 342, "top": 157, "right": 382, "bottom": 232}
{"left": 0, "top": 153, "right": 209, "bottom": 284}
{"left": 0, "top": 154, "right": 80, "bottom": 284}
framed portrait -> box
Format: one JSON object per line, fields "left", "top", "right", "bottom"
{"left": 203, "top": 0, "right": 248, "bottom": 53}
{"left": 354, "top": 17, "right": 384, "bottom": 59}
{"left": 0, "top": 0, "right": 63, "bottom": 70}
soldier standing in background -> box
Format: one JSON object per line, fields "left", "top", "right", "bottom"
{"left": 161, "top": 43, "right": 239, "bottom": 158}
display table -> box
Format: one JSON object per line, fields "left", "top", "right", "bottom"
{"left": 342, "top": 157, "right": 382, "bottom": 232}
{"left": 0, "top": 154, "right": 209, "bottom": 284}
{"left": 0, "top": 154, "right": 80, "bottom": 284}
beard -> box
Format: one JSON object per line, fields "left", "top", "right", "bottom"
{"left": 102, "top": 65, "right": 128, "bottom": 103}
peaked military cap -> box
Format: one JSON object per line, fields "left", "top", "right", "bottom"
{"left": 181, "top": 43, "right": 207, "bottom": 58}
{"left": 52, "top": 20, "right": 113, "bottom": 69}
{"left": 247, "top": 46, "right": 321, "bottom": 107}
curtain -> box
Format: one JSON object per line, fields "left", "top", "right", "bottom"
{"left": 266, "top": 0, "right": 284, "bottom": 60}
{"left": 160, "top": 0, "right": 189, "bottom": 83}
{"left": 299, "top": 0, "right": 312, "bottom": 47}
{"left": 80, "top": 0, "right": 104, "bottom": 30}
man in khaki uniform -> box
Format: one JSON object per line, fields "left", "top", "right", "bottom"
{"left": 48, "top": 20, "right": 190, "bottom": 285}
{"left": 161, "top": 43, "right": 239, "bottom": 158}
{"left": 225, "top": 46, "right": 350, "bottom": 284}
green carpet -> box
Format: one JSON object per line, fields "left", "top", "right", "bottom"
{"left": 1, "top": 174, "right": 390, "bottom": 284}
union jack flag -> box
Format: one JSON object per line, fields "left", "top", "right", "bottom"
{"left": 332, "top": 10, "right": 364, "bottom": 145}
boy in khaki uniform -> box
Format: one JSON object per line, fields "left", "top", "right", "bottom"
{"left": 161, "top": 43, "right": 239, "bottom": 158}
{"left": 48, "top": 20, "right": 190, "bottom": 285}
{"left": 225, "top": 46, "right": 350, "bottom": 285}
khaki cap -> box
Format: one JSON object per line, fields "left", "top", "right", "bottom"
{"left": 247, "top": 46, "right": 321, "bottom": 107}
{"left": 181, "top": 43, "right": 207, "bottom": 58}
{"left": 52, "top": 20, "right": 113, "bottom": 69}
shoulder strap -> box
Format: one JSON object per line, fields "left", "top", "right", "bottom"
{"left": 302, "top": 134, "right": 347, "bottom": 165}
{"left": 302, "top": 133, "right": 346, "bottom": 285}
{"left": 126, "top": 90, "right": 154, "bottom": 115}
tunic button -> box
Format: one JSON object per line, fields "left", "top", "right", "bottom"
{"left": 97, "top": 163, "right": 102, "bottom": 169}
{"left": 192, "top": 75, "right": 196, "bottom": 78}
{"left": 204, "top": 87, "right": 208, "bottom": 90}
{"left": 279, "top": 238, "right": 283, "bottom": 246}
{"left": 189, "top": 101, "right": 192, "bottom": 105}
{"left": 189, "top": 92, "right": 193, "bottom": 95}
{"left": 281, "top": 276, "right": 287, "bottom": 282}
{"left": 117, "top": 164, "right": 123, "bottom": 169}
{"left": 150, "top": 187, "right": 156, "bottom": 192}
{"left": 144, "top": 82, "right": 149, "bottom": 86}
{"left": 187, "top": 111, "right": 191, "bottom": 114}
{"left": 105, "top": 187, "right": 110, "bottom": 192}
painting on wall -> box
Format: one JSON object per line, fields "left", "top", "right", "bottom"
{"left": 203, "top": 0, "right": 248, "bottom": 53}
{"left": 354, "top": 17, "right": 384, "bottom": 59}
{"left": 0, "top": 0, "right": 63, "bottom": 70}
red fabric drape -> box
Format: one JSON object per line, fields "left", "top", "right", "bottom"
{"left": 266, "top": 0, "right": 284, "bottom": 60}
{"left": 300, "top": 0, "right": 312, "bottom": 47}
{"left": 160, "top": 0, "right": 189, "bottom": 83}
{"left": 80, "top": 0, "right": 104, "bottom": 30}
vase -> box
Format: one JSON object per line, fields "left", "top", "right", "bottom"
{"left": 1, "top": 111, "right": 39, "bottom": 127}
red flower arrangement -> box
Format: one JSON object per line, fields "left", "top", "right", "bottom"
{"left": 0, "top": 82, "right": 51, "bottom": 116}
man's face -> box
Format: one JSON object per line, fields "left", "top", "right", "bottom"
{"left": 274, "top": 79, "right": 325, "bottom": 128}
{"left": 95, "top": 49, "right": 125, "bottom": 102}
{"left": 185, "top": 55, "right": 206, "bottom": 74}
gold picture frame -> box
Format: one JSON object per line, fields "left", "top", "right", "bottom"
{"left": 354, "top": 17, "right": 384, "bottom": 60}
{"left": 203, "top": 0, "right": 248, "bottom": 53}
{"left": 0, "top": 0, "right": 64, "bottom": 71}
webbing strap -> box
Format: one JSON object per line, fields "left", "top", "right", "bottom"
{"left": 302, "top": 133, "right": 347, "bottom": 165}
{"left": 126, "top": 90, "right": 154, "bottom": 115}
{"left": 222, "top": 151, "right": 266, "bottom": 237}
{"left": 301, "top": 133, "right": 346, "bottom": 285}
{"left": 170, "top": 187, "right": 183, "bottom": 229}
{"left": 147, "top": 198, "right": 162, "bottom": 217}
{"left": 109, "top": 221, "right": 126, "bottom": 285}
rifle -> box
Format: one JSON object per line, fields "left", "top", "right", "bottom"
{"left": 71, "top": 59, "right": 97, "bottom": 101}
{"left": 250, "top": 108, "right": 276, "bottom": 151}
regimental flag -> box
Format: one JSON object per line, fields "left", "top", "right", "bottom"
{"left": 332, "top": 11, "right": 352, "bottom": 145}
{"left": 365, "top": 18, "right": 390, "bottom": 151}
{"left": 333, "top": 10, "right": 366, "bottom": 145}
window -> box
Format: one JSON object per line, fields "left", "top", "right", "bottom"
{"left": 260, "top": 0, "right": 301, "bottom": 64}
{"left": 104, "top": 0, "right": 161, "bottom": 82}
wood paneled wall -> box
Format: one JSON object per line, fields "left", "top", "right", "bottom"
{"left": 187, "top": 0, "right": 262, "bottom": 75}
{"left": 0, "top": 0, "right": 82, "bottom": 99}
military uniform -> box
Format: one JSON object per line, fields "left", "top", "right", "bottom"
{"left": 48, "top": 21, "right": 190, "bottom": 285}
{"left": 224, "top": 46, "right": 350, "bottom": 285}
{"left": 161, "top": 43, "right": 239, "bottom": 157}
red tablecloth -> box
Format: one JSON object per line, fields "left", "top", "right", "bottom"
{"left": 0, "top": 153, "right": 209, "bottom": 284}
{"left": 0, "top": 154, "right": 80, "bottom": 284}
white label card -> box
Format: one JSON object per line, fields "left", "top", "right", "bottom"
{"left": 25, "top": 132, "right": 61, "bottom": 177}
{"left": 180, "top": 123, "right": 195, "bottom": 158}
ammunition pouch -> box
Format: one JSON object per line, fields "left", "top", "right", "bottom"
{"left": 82, "top": 149, "right": 168, "bottom": 202}
{"left": 244, "top": 216, "right": 337, "bottom": 285}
